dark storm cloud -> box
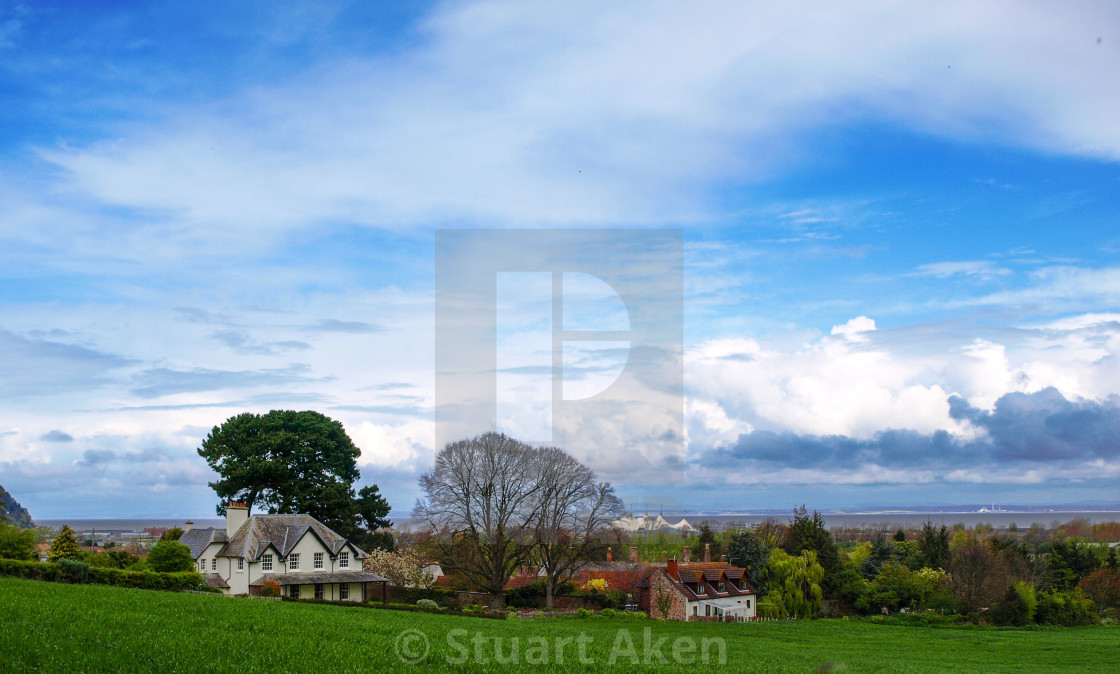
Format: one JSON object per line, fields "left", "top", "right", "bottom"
{"left": 949, "top": 387, "right": 1120, "bottom": 461}
{"left": 711, "top": 388, "right": 1120, "bottom": 472}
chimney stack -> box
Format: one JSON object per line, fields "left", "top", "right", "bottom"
{"left": 607, "top": 547, "right": 613, "bottom": 563}
{"left": 720, "top": 554, "right": 727, "bottom": 563}
{"left": 704, "top": 543, "right": 711, "bottom": 563}
{"left": 667, "top": 558, "right": 679, "bottom": 580}
{"left": 226, "top": 502, "right": 249, "bottom": 537}
{"left": 629, "top": 546, "right": 639, "bottom": 563}
{"left": 183, "top": 520, "right": 194, "bottom": 533}
{"left": 682, "top": 547, "right": 691, "bottom": 563}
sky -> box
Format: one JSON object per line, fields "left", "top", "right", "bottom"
{"left": 2, "top": 0, "right": 1119, "bottom": 518}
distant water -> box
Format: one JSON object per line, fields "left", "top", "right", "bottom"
{"left": 39, "top": 512, "right": 1120, "bottom": 533}
{"left": 683, "top": 511, "right": 1120, "bottom": 530}
{"left": 37, "top": 518, "right": 224, "bottom": 532}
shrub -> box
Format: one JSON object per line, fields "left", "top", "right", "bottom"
{"left": 0, "top": 523, "right": 36, "bottom": 561}
{"left": 260, "top": 580, "right": 281, "bottom": 597}
{"left": 988, "top": 582, "right": 1037, "bottom": 626}
{"left": 147, "top": 541, "right": 194, "bottom": 573}
{"left": 575, "top": 608, "right": 593, "bottom": 619}
{"left": 57, "top": 558, "right": 90, "bottom": 583}
{"left": 601, "top": 608, "right": 617, "bottom": 618}
{"left": 416, "top": 599, "right": 439, "bottom": 611}
{"left": 1036, "top": 589, "right": 1097, "bottom": 626}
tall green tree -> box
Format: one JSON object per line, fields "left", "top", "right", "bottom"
{"left": 47, "top": 525, "right": 84, "bottom": 562}
{"left": 197, "top": 410, "right": 391, "bottom": 545}
{"left": 787, "top": 505, "right": 840, "bottom": 595}
{"left": 726, "top": 529, "right": 770, "bottom": 595}
{"left": 916, "top": 520, "right": 950, "bottom": 570}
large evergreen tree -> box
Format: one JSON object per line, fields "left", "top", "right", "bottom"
{"left": 787, "top": 505, "right": 840, "bottom": 595}
{"left": 197, "top": 410, "right": 391, "bottom": 547}
{"left": 47, "top": 525, "right": 84, "bottom": 562}
{"left": 726, "top": 529, "right": 770, "bottom": 595}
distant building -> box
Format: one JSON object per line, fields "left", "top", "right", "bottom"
{"left": 611, "top": 513, "right": 697, "bottom": 533}
{"left": 178, "top": 503, "right": 387, "bottom": 601}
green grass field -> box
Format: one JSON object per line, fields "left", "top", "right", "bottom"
{"left": 2, "top": 577, "right": 1117, "bottom": 672}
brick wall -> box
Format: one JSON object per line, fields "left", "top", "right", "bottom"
{"left": 646, "top": 571, "right": 688, "bottom": 621}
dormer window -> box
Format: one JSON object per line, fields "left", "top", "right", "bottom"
{"left": 718, "top": 581, "right": 726, "bottom": 592}
{"left": 288, "top": 553, "right": 300, "bottom": 571}
{"left": 261, "top": 554, "right": 273, "bottom": 571}
{"left": 339, "top": 551, "right": 349, "bottom": 568}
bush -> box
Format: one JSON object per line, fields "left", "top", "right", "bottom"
{"left": 575, "top": 608, "right": 592, "bottom": 619}
{"left": 147, "top": 541, "right": 194, "bottom": 573}
{"left": 386, "top": 585, "right": 457, "bottom": 606}
{"left": 505, "top": 579, "right": 578, "bottom": 608}
{"left": 57, "top": 558, "right": 90, "bottom": 583}
{"left": 0, "top": 523, "right": 36, "bottom": 561}
{"left": 416, "top": 599, "right": 439, "bottom": 611}
{"left": 1036, "top": 589, "right": 1097, "bottom": 626}
{"left": 988, "top": 582, "right": 1037, "bottom": 626}
{"left": 260, "top": 580, "right": 281, "bottom": 597}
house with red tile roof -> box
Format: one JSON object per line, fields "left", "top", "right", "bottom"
{"left": 638, "top": 558, "right": 757, "bottom": 621}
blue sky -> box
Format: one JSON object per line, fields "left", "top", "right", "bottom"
{"left": 2, "top": 1, "right": 1119, "bottom": 518}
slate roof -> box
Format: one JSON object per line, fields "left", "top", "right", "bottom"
{"left": 203, "top": 573, "right": 230, "bottom": 590}
{"left": 252, "top": 571, "right": 388, "bottom": 586}
{"left": 216, "top": 514, "right": 366, "bottom": 561}
{"left": 179, "top": 528, "right": 229, "bottom": 560}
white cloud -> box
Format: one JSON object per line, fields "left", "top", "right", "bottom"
{"left": 27, "top": 1, "right": 1120, "bottom": 239}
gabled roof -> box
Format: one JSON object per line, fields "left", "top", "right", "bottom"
{"left": 638, "top": 561, "right": 757, "bottom": 601}
{"left": 216, "top": 514, "right": 366, "bottom": 561}
{"left": 252, "top": 571, "right": 387, "bottom": 586}
{"left": 179, "top": 528, "right": 229, "bottom": 560}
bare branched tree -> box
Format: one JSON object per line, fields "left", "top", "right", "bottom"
{"left": 534, "top": 446, "right": 623, "bottom": 608}
{"left": 414, "top": 432, "right": 545, "bottom": 607}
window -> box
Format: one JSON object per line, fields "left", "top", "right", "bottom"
{"left": 705, "top": 604, "right": 711, "bottom": 617}
{"left": 692, "top": 606, "right": 697, "bottom": 616}
{"left": 212, "top": 558, "right": 217, "bottom": 571}
{"left": 237, "top": 558, "right": 244, "bottom": 572}
{"left": 288, "top": 553, "right": 300, "bottom": 571}
{"left": 339, "top": 551, "right": 349, "bottom": 568}
{"left": 314, "top": 584, "right": 324, "bottom": 600}
{"left": 718, "top": 581, "right": 725, "bottom": 592}
{"left": 198, "top": 558, "right": 205, "bottom": 572}
{"left": 289, "top": 585, "right": 300, "bottom": 599}
{"left": 339, "top": 584, "right": 349, "bottom": 600}
{"left": 314, "top": 552, "right": 324, "bottom": 569}
{"left": 746, "top": 599, "right": 751, "bottom": 609}
{"left": 261, "top": 554, "right": 273, "bottom": 571}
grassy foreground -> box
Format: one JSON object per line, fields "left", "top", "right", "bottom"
{"left": 2, "top": 578, "right": 1117, "bottom": 672}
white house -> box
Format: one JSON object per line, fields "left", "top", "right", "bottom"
{"left": 178, "top": 503, "right": 387, "bottom": 601}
